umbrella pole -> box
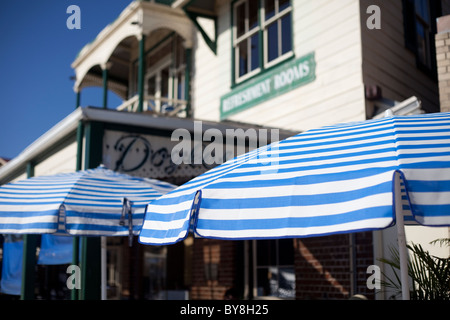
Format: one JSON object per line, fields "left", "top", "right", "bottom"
{"left": 101, "top": 237, "right": 107, "bottom": 300}
{"left": 394, "top": 172, "right": 410, "bottom": 300}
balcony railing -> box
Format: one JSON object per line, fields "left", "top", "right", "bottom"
{"left": 116, "top": 94, "right": 188, "bottom": 117}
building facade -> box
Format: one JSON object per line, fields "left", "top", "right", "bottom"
{"left": 1, "top": 0, "right": 450, "bottom": 300}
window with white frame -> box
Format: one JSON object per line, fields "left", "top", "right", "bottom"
{"left": 233, "top": 0, "right": 293, "bottom": 84}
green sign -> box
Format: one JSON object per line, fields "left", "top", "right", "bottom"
{"left": 220, "top": 52, "right": 316, "bottom": 119}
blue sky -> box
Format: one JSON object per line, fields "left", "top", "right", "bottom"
{"left": 0, "top": 0, "right": 133, "bottom": 160}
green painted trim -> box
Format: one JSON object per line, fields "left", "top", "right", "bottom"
{"left": 76, "top": 121, "right": 84, "bottom": 172}
{"left": 230, "top": 0, "right": 295, "bottom": 88}
{"left": 72, "top": 120, "right": 84, "bottom": 300}
{"left": 131, "top": 32, "right": 175, "bottom": 65}
{"left": 230, "top": 0, "right": 235, "bottom": 87}
{"left": 20, "top": 234, "right": 39, "bottom": 300}
{"left": 80, "top": 237, "right": 101, "bottom": 300}
{"left": 102, "top": 68, "right": 108, "bottom": 109}
{"left": 220, "top": 52, "right": 316, "bottom": 120}
{"left": 84, "top": 121, "right": 104, "bottom": 171}
{"left": 183, "top": 1, "right": 217, "bottom": 54}
{"left": 185, "top": 48, "right": 192, "bottom": 117}
{"left": 20, "top": 162, "right": 38, "bottom": 300}
{"left": 26, "top": 162, "right": 34, "bottom": 178}
{"left": 76, "top": 91, "right": 81, "bottom": 110}
{"left": 137, "top": 35, "right": 146, "bottom": 113}
{"left": 79, "top": 121, "right": 104, "bottom": 300}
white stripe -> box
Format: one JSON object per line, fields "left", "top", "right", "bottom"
{"left": 205, "top": 172, "right": 393, "bottom": 197}
{"left": 407, "top": 192, "right": 450, "bottom": 205}
{"left": 210, "top": 161, "right": 399, "bottom": 182}
{"left": 401, "top": 168, "right": 450, "bottom": 181}
{"left": 66, "top": 217, "right": 144, "bottom": 227}
{"left": 198, "top": 193, "right": 392, "bottom": 220}
{"left": 196, "top": 218, "right": 393, "bottom": 239}
{"left": 139, "top": 230, "right": 188, "bottom": 244}
{"left": 0, "top": 216, "right": 58, "bottom": 224}
{"left": 145, "top": 201, "right": 194, "bottom": 214}
{"left": 141, "top": 215, "right": 189, "bottom": 231}
{"left": 0, "top": 228, "right": 56, "bottom": 234}
{"left": 0, "top": 204, "right": 60, "bottom": 212}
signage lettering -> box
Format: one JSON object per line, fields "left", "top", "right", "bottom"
{"left": 220, "top": 52, "right": 316, "bottom": 119}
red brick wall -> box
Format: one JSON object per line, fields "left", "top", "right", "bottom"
{"left": 190, "top": 239, "right": 237, "bottom": 300}
{"left": 294, "top": 232, "right": 374, "bottom": 300}
{"left": 189, "top": 232, "right": 375, "bottom": 300}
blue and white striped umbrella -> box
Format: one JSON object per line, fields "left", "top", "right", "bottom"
{"left": 0, "top": 166, "right": 175, "bottom": 236}
{"left": 139, "top": 112, "right": 450, "bottom": 245}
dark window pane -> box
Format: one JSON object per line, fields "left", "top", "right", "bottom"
{"left": 257, "top": 267, "right": 272, "bottom": 296}
{"left": 257, "top": 240, "right": 277, "bottom": 266}
{"left": 415, "top": 0, "right": 430, "bottom": 22}
{"left": 279, "top": 0, "right": 290, "bottom": 12}
{"left": 281, "top": 13, "right": 292, "bottom": 55}
{"left": 251, "top": 34, "right": 259, "bottom": 71}
{"left": 236, "top": 2, "right": 246, "bottom": 37}
{"left": 177, "top": 73, "right": 184, "bottom": 100}
{"left": 249, "top": 0, "right": 259, "bottom": 30}
{"left": 238, "top": 41, "right": 248, "bottom": 77}
{"left": 416, "top": 22, "right": 430, "bottom": 66}
{"left": 161, "top": 67, "right": 169, "bottom": 98}
{"left": 265, "top": 0, "right": 275, "bottom": 20}
{"left": 267, "top": 22, "right": 278, "bottom": 62}
{"left": 278, "top": 239, "right": 294, "bottom": 265}
{"left": 147, "top": 76, "right": 156, "bottom": 96}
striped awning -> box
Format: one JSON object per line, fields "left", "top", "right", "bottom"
{"left": 139, "top": 112, "right": 450, "bottom": 245}
{"left": 0, "top": 166, "right": 175, "bottom": 236}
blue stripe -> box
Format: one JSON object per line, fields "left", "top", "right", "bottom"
{"left": 145, "top": 210, "right": 190, "bottom": 222}
{"left": 0, "top": 209, "right": 59, "bottom": 218}
{"left": 206, "top": 168, "right": 393, "bottom": 189}
{"left": 201, "top": 181, "right": 391, "bottom": 209}
{"left": 223, "top": 162, "right": 397, "bottom": 180}
{"left": 196, "top": 206, "right": 392, "bottom": 231}
{"left": 66, "top": 224, "right": 142, "bottom": 233}
{"left": 408, "top": 204, "right": 450, "bottom": 217}
{"left": 400, "top": 161, "right": 450, "bottom": 169}
{"left": 66, "top": 210, "right": 145, "bottom": 220}
{"left": 0, "top": 222, "right": 57, "bottom": 231}
{"left": 405, "top": 180, "right": 450, "bottom": 192}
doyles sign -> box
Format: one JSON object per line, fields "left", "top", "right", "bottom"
{"left": 103, "top": 130, "right": 210, "bottom": 179}
{"left": 220, "top": 52, "right": 316, "bottom": 119}
{"left": 102, "top": 125, "right": 276, "bottom": 179}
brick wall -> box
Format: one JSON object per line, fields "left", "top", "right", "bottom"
{"left": 190, "top": 239, "right": 237, "bottom": 300}
{"left": 437, "top": 15, "right": 450, "bottom": 112}
{"left": 294, "top": 232, "right": 374, "bottom": 300}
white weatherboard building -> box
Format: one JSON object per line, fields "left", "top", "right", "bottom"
{"left": 1, "top": 0, "right": 449, "bottom": 300}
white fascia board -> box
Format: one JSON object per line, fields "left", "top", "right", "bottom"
{"left": 0, "top": 108, "right": 83, "bottom": 182}
{"left": 0, "top": 107, "right": 296, "bottom": 182}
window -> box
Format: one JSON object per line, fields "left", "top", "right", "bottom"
{"left": 403, "top": 0, "right": 441, "bottom": 76}
{"left": 142, "top": 34, "right": 187, "bottom": 114}
{"left": 233, "top": 0, "right": 293, "bottom": 84}
{"left": 255, "top": 239, "right": 295, "bottom": 298}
